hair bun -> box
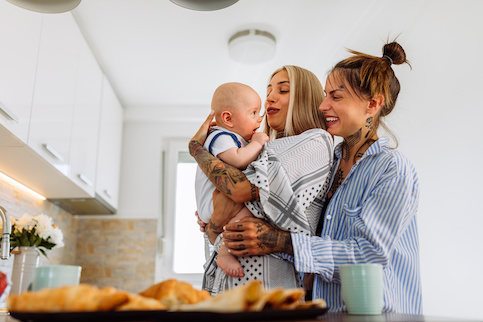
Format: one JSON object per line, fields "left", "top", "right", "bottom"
{"left": 382, "top": 42, "right": 408, "bottom": 66}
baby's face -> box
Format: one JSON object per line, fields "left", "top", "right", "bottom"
{"left": 231, "top": 94, "right": 264, "bottom": 141}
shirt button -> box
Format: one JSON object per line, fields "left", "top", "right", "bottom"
{"left": 326, "top": 215, "right": 332, "bottom": 220}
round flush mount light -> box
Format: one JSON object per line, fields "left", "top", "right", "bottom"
{"left": 6, "top": 0, "right": 81, "bottom": 13}
{"left": 170, "top": 0, "right": 238, "bottom": 11}
{"left": 228, "top": 29, "right": 277, "bottom": 64}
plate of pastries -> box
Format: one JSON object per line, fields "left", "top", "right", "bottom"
{"left": 7, "top": 279, "right": 328, "bottom": 321}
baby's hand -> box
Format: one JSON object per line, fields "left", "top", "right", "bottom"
{"left": 251, "top": 132, "right": 269, "bottom": 145}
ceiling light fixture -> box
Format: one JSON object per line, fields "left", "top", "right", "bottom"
{"left": 228, "top": 29, "right": 277, "bottom": 64}
{"left": 170, "top": 0, "right": 238, "bottom": 11}
{"left": 6, "top": 0, "right": 81, "bottom": 13}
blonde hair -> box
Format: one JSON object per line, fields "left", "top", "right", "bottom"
{"left": 263, "top": 65, "right": 326, "bottom": 139}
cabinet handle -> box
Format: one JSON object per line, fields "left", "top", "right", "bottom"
{"left": 104, "top": 189, "right": 112, "bottom": 199}
{"left": 0, "top": 100, "right": 20, "bottom": 123}
{"left": 42, "top": 143, "right": 64, "bottom": 162}
{"left": 78, "top": 174, "right": 93, "bottom": 187}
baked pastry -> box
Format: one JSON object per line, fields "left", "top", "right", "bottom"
{"left": 6, "top": 284, "right": 129, "bottom": 312}
{"left": 139, "top": 279, "right": 210, "bottom": 308}
{"left": 179, "top": 280, "right": 326, "bottom": 313}
{"left": 250, "top": 287, "right": 306, "bottom": 311}
{"left": 179, "top": 279, "right": 264, "bottom": 312}
{"left": 116, "top": 293, "right": 167, "bottom": 311}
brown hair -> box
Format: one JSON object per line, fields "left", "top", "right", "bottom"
{"left": 329, "top": 41, "right": 410, "bottom": 144}
{"left": 263, "top": 65, "right": 326, "bottom": 139}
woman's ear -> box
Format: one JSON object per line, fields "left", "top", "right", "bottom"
{"left": 367, "top": 94, "right": 384, "bottom": 116}
{"left": 221, "top": 111, "right": 234, "bottom": 128}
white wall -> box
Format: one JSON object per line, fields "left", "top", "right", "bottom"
{"left": 117, "top": 3, "right": 483, "bottom": 320}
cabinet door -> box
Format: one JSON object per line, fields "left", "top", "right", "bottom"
{"left": 96, "top": 77, "right": 123, "bottom": 208}
{"left": 28, "top": 13, "right": 81, "bottom": 175}
{"left": 69, "top": 35, "right": 103, "bottom": 195}
{"left": 0, "top": 2, "right": 42, "bottom": 144}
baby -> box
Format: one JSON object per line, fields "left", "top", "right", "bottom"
{"left": 195, "top": 82, "right": 269, "bottom": 277}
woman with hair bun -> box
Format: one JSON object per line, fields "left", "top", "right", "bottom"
{"left": 220, "top": 41, "right": 422, "bottom": 314}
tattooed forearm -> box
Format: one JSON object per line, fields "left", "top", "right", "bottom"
{"left": 279, "top": 231, "right": 293, "bottom": 255}
{"left": 189, "top": 140, "right": 204, "bottom": 157}
{"left": 207, "top": 220, "right": 223, "bottom": 244}
{"left": 250, "top": 184, "right": 258, "bottom": 200}
{"left": 190, "top": 140, "right": 248, "bottom": 195}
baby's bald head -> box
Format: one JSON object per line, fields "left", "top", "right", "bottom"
{"left": 211, "top": 82, "right": 259, "bottom": 124}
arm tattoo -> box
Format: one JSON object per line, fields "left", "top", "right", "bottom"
{"left": 208, "top": 221, "right": 223, "bottom": 236}
{"left": 189, "top": 140, "right": 247, "bottom": 195}
{"left": 250, "top": 184, "right": 258, "bottom": 200}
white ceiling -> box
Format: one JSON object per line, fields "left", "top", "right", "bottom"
{"left": 71, "top": 0, "right": 438, "bottom": 112}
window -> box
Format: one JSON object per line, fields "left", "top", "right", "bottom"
{"left": 160, "top": 140, "right": 207, "bottom": 287}
{"left": 172, "top": 154, "right": 205, "bottom": 274}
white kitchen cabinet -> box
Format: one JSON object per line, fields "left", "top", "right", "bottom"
{"left": 0, "top": 2, "right": 42, "bottom": 145}
{"left": 68, "top": 34, "right": 103, "bottom": 196}
{"left": 27, "top": 13, "right": 81, "bottom": 176}
{"left": 96, "top": 77, "right": 123, "bottom": 209}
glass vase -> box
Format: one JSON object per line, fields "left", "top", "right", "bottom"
{"left": 10, "top": 246, "right": 40, "bottom": 295}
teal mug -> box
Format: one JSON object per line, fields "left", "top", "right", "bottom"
{"left": 340, "top": 263, "right": 383, "bottom": 315}
{"left": 32, "top": 265, "right": 82, "bottom": 291}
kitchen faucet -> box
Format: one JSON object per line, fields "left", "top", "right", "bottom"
{"left": 0, "top": 206, "right": 10, "bottom": 260}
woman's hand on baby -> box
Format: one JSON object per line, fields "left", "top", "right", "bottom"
{"left": 222, "top": 217, "right": 293, "bottom": 257}
{"left": 251, "top": 132, "right": 269, "bottom": 146}
{"left": 189, "top": 110, "right": 216, "bottom": 155}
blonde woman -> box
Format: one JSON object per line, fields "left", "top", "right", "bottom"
{"left": 190, "top": 65, "right": 333, "bottom": 295}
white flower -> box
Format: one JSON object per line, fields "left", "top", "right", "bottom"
{"left": 34, "top": 214, "right": 54, "bottom": 240}
{"left": 10, "top": 213, "right": 64, "bottom": 256}
{"left": 49, "top": 227, "right": 64, "bottom": 248}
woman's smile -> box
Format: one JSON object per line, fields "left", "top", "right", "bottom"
{"left": 324, "top": 116, "right": 339, "bottom": 127}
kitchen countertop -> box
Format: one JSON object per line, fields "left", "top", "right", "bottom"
{"left": 0, "top": 311, "right": 471, "bottom": 322}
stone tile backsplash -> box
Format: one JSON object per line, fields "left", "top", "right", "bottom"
{"left": 75, "top": 217, "right": 157, "bottom": 293}
{"left": 0, "top": 175, "right": 157, "bottom": 294}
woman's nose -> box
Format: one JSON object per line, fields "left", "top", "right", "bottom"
{"left": 319, "top": 99, "right": 329, "bottom": 112}
{"left": 266, "top": 91, "right": 276, "bottom": 102}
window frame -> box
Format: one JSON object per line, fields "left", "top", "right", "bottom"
{"left": 158, "top": 139, "right": 204, "bottom": 287}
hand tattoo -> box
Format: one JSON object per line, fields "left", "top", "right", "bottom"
{"left": 255, "top": 221, "right": 293, "bottom": 255}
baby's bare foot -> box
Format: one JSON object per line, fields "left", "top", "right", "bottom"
{"left": 217, "top": 255, "right": 244, "bottom": 277}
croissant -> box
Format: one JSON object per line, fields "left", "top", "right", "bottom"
{"left": 139, "top": 279, "right": 210, "bottom": 309}
{"left": 179, "top": 279, "right": 263, "bottom": 312}
{"left": 6, "top": 284, "right": 129, "bottom": 312}
{"left": 116, "top": 293, "right": 166, "bottom": 311}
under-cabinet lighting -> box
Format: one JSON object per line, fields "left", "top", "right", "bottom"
{"left": 0, "top": 172, "right": 46, "bottom": 201}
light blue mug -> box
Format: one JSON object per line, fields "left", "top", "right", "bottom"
{"left": 32, "top": 265, "right": 82, "bottom": 291}
{"left": 340, "top": 263, "right": 383, "bottom": 315}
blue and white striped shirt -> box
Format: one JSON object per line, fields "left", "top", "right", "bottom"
{"left": 288, "top": 137, "right": 422, "bottom": 314}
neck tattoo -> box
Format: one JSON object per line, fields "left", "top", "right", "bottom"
{"left": 342, "top": 128, "right": 362, "bottom": 161}
{"left": 364, "top": 117, "right": 374, "bottom": 138}
{"left": 276, "top": 131, "right": 286, "bottom": 139}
